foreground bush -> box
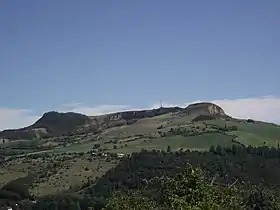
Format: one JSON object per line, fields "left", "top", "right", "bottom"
{"left": 104, "top": 166, "right": 280, "bottom": 210}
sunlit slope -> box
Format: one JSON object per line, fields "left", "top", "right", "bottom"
{"left": 3, "top": 102, "right": 279, "bottom": 155}
{"left": 94, "top": 112, "right": 280, "bottom": 153}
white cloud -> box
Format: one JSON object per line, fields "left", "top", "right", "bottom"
{"left": 57, "top": 104, "right": 132, "bottom": 116}
{"left": 0, "top": 108, "right": 40, "bottom": 131}
{"left": 151, "top": 96, "right": 280, "bottom": 123}
{"left": 212, "top": 96, "right": 280, "bottom": 123}
{"left": 1, "top": 96, "right": 280, "bottom": 131}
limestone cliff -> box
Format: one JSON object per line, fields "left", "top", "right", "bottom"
{"left": 185, "top": 102, "right": 226, "bottom": 117}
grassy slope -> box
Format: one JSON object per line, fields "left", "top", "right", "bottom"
{"left": 207, "top": 119, "right": 280, "bottom": 146}
{"left": 52, "top": 114, "right": 280, "bottom": 154}
{"left": 138, "top": 133, "right": 234, "bottom": 150}
{"left": 110, "top": 115, "right": 279, "bottom": 150}
{"left": 0, "top": 154, "right": 118, "bottom": 197}
{"left": 5, "top": 114, "right": 279, "bottom": 155}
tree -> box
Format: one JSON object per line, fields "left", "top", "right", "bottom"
{"left": 103, "top": 166, "right": 243, "bottom": 210}
{"left": 209, "top": 145, "right": 215, "bottom": 153}
{"left": 76, "top": 202, "right": 81, "bottom": 210}
{"left": 93, "top": 144, "right": 101, "bottom": 149}
{"left": 167, "top": 145, "right": 171, "bottom": 153}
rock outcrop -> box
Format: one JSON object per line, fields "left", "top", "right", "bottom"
{"left": 184, "top": 102, "right": 226, "bottom": 117}
{"left": 105, "top": 107, "right": 183, "bottom": 121}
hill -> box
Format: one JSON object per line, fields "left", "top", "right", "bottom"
{"left": 0, "top": 103, "right": 219, "bottom": 140}
{"left": 0, "top": 102, "right": 280, "bottom": 156}
{"left": 0, "top": 102, "right": 280, "bottom": 209}
{"left": 0, "top": 112, "right": 91, "bottom": 140}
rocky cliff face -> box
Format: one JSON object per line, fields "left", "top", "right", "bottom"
{"left": 105, "top": 107, "right": 183, "bottom": 121}
{"left": 185, "top": 102, "right": 226, "bottom": 116}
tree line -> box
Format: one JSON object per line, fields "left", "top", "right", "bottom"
{"left": 3, "top": 145, "right": 280, "bottom": 209}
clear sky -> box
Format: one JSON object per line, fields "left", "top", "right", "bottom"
{"left": 0, "top": 0, "right": 280, "bottom": 129}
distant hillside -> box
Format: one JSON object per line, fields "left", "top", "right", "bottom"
{"left": 105, "top": 106, "right": 183, "bottom": 121}
{"left": 0, "top": 107, "right": 184, "bottom": 140}
{"left": 0, "top": 112, "right": 91, "bottom": 140}
{"left": 32, "top": 111, "right": 91, "bottom": 135}
{"left": 0, "top": 102, "right": 241, "bottom": 140}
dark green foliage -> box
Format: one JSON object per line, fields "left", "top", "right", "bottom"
{"left": 157, "top": 125, "right": 163, "bottom": 129}
{"left": 104, "top": 167, "right": 245, "bottom": 210}
{"left": 167, "top": 145, "right": 171, "bottom": 152}
{"left": 208, "top": 124, "right": 238, "bottom": 132}
{"left": 242, "top": 185, "right": 280, "bottom": 210}
{"left": 0, "top": 176, "right": 33, "bottom": 209}
{"left": 247, "top": 119, "right": 255, "bottom": 123}
{"left": 126, "top": 119, "right": 138, "bottom": 125}
{"left": 82, "top": 146, "right": 280, "bottom": 208}
{"left": 32, "top": 194, "right": 97, "bottom": 210}
{"left": 5, "top": 146, "right": 280, "bottom": 209}
{"left": 0, "top": 190, "right": 21, "bottom": 201}
{"left": 166, "top": 123, "right": 237, "bottom": 138}
{"left": 104, "top": 168, "right": 280, "bottom": 210}
{"left": 93, "top": 144, "right": 101, "bottom": 149}
{"left": 1, "top": 176, "right": 32, "bottom": 200}
{"left": 192, "top": 115, "right": 216, "bottom": 121}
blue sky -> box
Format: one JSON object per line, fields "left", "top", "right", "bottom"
{"left": 0, "top": 0, "right": 280, "bottom": 129}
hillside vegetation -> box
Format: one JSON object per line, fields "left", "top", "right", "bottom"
{"left": 2, "top": 146, "right": 280, "bottom": 209}
{"left": 1, "top": 102, "right": 279, "bottom": 157}
{"left": 0, "top": 102, "right": 280, "bottom": 209}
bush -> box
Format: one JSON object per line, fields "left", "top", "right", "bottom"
{"left": 104, "top": 167, "right": 243, "bottom": 210}
{"left": 247, "top": 119, "right": 255, "bottom": 123}
{"left": 167, "top": 145, "right": 171, "bottom": 152}
{"left": 192, "top": 115, "right": 215, "bottom": 121}
{"left": 0, "top": 189, "right": 21, "bottom": 201}
{"left": 1, "top": 177, "right": 31, "bottom": 200}
{"left": 93, "top": 144, "right": 101, "bottom": 149}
